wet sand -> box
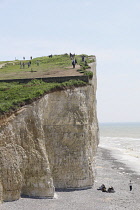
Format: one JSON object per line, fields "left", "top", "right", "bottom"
{"left": 2, "top": 147, "right": 140, "bottom": 210}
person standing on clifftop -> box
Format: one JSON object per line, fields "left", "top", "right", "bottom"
{"left": 129, "top": 180, "right": 133, "bottom": 191}
{"left": 72, "top": 58, "right": 77, "bottom": 68}
{"left": 72, "top": 59, "right": 76, "bottom": 68}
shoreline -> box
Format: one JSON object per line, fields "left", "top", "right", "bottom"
{"left": 94, "top": 147, "right": 140, "bottom": 209}
{"left": 2, "top": 147, "right": 140, "bottom": 210}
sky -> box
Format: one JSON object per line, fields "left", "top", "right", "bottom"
{"left": 0, "top": 0, "right": 140, "bottom": 123}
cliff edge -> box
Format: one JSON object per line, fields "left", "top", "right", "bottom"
{"left": 0, "top": 62, "right": 99, "bottom": 202}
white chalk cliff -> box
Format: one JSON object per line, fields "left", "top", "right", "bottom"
{"left": 0, "top": 63, "right": 99, "bottom": 202}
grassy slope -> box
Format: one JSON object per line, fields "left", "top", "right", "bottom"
{"left": 0, "top": 79, "right": 87, "bottom": 115}
{"left": 0, "top": 54, "right": 94, "bottom": 116}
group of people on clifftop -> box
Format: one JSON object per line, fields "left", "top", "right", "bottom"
{"left": 19, "top": 53, "right": 87, "bottom": 69}
{"left": 20, "top": 56, "right": 32, "bottom": 69}
{"left": 70, "top": 53, "right": 86, "bottom": 69}
{"left": 70, "top": 53, "right": 77, "bottom": 68}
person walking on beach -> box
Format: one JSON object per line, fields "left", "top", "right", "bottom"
{"left": 129, "top": 180, "right": 132, "bottom": 191}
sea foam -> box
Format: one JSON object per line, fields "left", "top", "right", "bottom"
{"left": 99, "top": 136, "right": 140, "bottom": 175}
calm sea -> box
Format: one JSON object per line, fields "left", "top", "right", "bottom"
{"left": 99, "top": 122, "right": 140, "bottom": 175}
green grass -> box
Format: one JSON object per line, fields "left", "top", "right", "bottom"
{"left": 77, "top": 59, "right": 94, "bottom": 79}
{"left": 83, "top": 71, "right": 93, "bottom": 78}
{"left": 0, "top": 79, "right": 87, "bottom": 116}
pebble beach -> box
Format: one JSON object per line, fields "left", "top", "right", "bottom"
{"left": 2, "top": 147, "right": 140, "bottom": 210}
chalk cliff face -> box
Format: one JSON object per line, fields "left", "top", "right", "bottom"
{"left": 0, "top": 63, "right": 99, "bottom": 202}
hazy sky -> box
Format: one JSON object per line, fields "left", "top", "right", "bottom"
{"left": 0, "top": 0, "right": 140, "bottom": 123}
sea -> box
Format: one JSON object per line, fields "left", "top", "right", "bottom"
{"left": 99, "top": 122, "right": 140, "bottom": 175}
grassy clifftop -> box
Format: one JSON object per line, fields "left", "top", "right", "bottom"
{"left": 0, "top": 54, "right": 95, "bottom": 117}
{"left": 0, "top": 54, "right": 94, "bottom": 80}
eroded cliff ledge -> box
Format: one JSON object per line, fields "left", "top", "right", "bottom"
{"left": 0, "top": 63, "right": 99, "bottom": 202}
